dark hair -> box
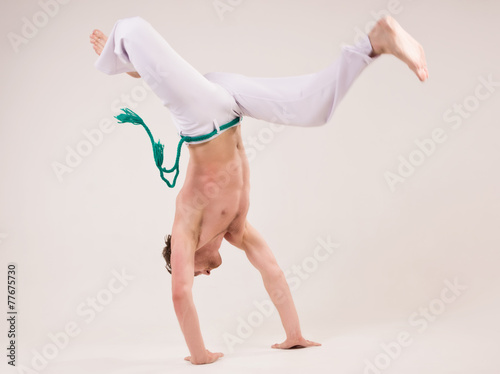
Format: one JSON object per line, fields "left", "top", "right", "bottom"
{"left": 162, "top": 234, "right": 172, "bottom": 274}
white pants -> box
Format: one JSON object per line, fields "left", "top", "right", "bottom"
{"left": 95, "top": 16, "right": 376, "bottom": 142}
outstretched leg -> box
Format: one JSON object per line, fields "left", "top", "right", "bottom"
{"left": 90, "top": 17, "right": 241, "bottom": 138}
{"left": 204, "top": 16, "right": 427, "bottom": 127}
{"left": 90, "top": 30, "right": 140, "bottom": 78}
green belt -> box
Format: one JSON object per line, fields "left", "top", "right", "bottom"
{"left": 115, "top": 108, "right": 241, "bottom": 188}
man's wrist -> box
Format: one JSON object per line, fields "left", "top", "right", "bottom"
{"left": 190, "top": 350, "right": 208, "bottom": 364}
{"left": 286, "top": 331, "right": 303, "bottom": 341}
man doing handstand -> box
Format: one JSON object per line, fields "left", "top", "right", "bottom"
{"left": 90, "top": 15, "right": 427, "bottom": 365}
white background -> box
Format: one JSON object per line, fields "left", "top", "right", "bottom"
{"left": 1, "top": 0, "right": 499, "bottom": 373}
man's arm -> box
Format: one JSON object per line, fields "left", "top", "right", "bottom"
{"left": 170, "top": 232, "right": 223, "bottom": 364}
{"left": 234, "top": 221, "right": 321, "bottom": 349}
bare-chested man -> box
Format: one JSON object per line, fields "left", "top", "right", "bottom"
{"left": 90, "top": 15, "right": 427, "bottom": 365}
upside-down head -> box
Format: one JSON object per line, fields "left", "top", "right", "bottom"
{"left": 162, "top": 234, "right": 222, "bottom": 276}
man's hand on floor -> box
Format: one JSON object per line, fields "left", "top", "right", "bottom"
{"left": 184, "top": 350, "right": 224, "bottom": 365}
{"left": 272, "top": 336, "right": 321, "bottom": 349}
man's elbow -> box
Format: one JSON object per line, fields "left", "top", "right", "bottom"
{"left": 263, "top": 266, "right": 286, "bottom": 284}
{"left": 172, "top": 286, "right": 192, "bottom": 305}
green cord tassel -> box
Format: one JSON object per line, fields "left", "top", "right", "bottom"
{"left": 153, "top": 140, "right": 164, "bottom": 169}
{"left": 115, "top": 107, "right": 146, "bottom": 126}
{"left": 115, "top": 108, "right": 184, "bottom": 188}
{"left": 114, "top": 108, "right": 241, "bottom": 189}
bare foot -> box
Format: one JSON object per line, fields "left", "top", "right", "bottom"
{"left": 89, "top": 29, "right": 107, "bottom": 56}
{"left": 368, "top": 16, "right": 428, "bottom": 82}
{"left": 89, "top": 29, "right": 140, "bottom": 78}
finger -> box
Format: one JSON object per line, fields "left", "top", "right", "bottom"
{"left": 184, "top": 356, "right": 190, "bottom": 361}
{"left": 306, "top": 340, "right": 321, "bottom": 346}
